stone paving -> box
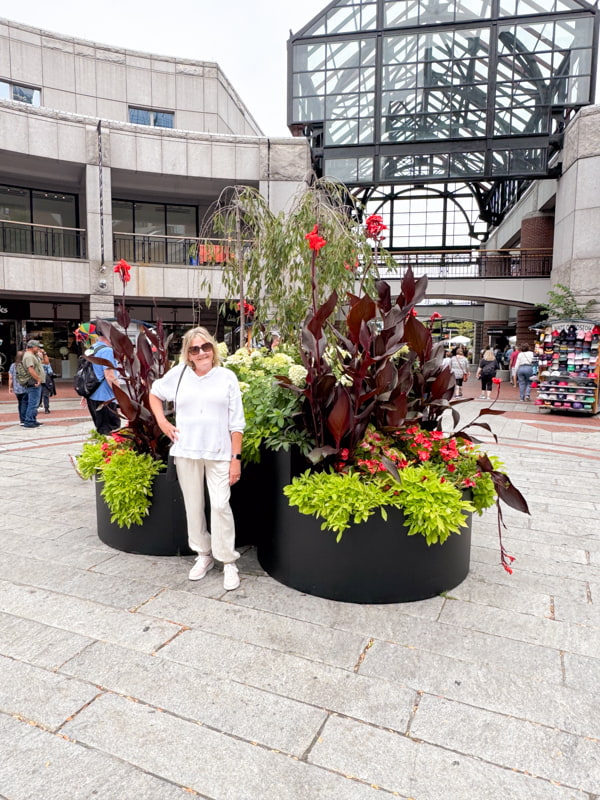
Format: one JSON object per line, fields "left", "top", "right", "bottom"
{"left": 0, "top": 391, "right": 599, "bottom": 799}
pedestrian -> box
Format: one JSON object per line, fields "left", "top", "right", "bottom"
{"left": 509, "top": 346, "right": 519, "bottom": 387}
{"left": 514, "top": 344, "right": 534, "bottom": 401}
{"left": 476, "top": 348, "right": 497, "bottom": 400}
{"left": 86, "top": 333, "right": 121, "bottom": 434}
{"left": 7, "top": 350, "right": 27, "bottom": 426}
{"left": 149, "top": 326, "right": 246, "bottom": 591}
{"left": 449, "top": 346, "right": 469, "bottom": 397}
{"left": 39, "top": 348, "right": 56, "bottom": 413}
{"left": 21, "top": 340, "right": 45, "bottom": 428}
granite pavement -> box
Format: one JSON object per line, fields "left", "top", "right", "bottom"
{"left": 0, "top": 387, "right": 599, "bottom": 800}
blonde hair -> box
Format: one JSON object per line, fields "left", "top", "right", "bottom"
{"left": 482, "top": 348, "right": 496, "bottom": 361}
{"left": 179, "top": 326, "right": 221, "bottom": 368}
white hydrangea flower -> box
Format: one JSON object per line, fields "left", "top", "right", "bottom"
{"left": 216, "top": 341, "right": 229, "bottom": 360}
{"left": 271, "top": 353, "right": 293, "bottom": 368}
{"left": 238, "top": 381, "right": 250, "bottom": 394}
{"left": 250, "top": 349, "right": 264, "bottom": 360}
{"left": 288, "top": 364, "right": 308, "bottom": 387}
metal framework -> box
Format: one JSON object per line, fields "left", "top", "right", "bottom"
{"left": 288, "top": 0, "right": 598, "bottom": 242}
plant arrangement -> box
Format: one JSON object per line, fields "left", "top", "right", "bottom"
{"left": 271, "top": 222, "right": 529, "bottom": 573}
{"left": 72, "top": 258, "right": 173, "bottom": 527}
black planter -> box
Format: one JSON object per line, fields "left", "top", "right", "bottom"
{"left": 229, "top": 448, "right": 278, "bottom": 548}
{"left": 95, "top": 459, "right": 193, "bottom": 556}
{"left": 257, "top": 449, "right": 472, "bottom": 604}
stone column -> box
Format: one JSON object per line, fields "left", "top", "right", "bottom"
{"left": 85, "top": 124, "right": 115, "bottom": 322}
{"left": 259, "top": 138, "right": 310, "bottom": 215}
{"left": 553, "top": 105, "right": 600, "bottom": 320}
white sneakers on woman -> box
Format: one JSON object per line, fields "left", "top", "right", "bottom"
{"left": 188, "top": 555, "right": 240, "bottom": 591}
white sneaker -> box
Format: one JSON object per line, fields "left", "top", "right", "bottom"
{"left": 223, "top": 563, "right": 240, "bottom": 591}
{"left": 188, "top": 555, "right": 214, "bottom": 581}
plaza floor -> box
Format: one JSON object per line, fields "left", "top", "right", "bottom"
{"left": 0, "top": 380, "right": 599, "bottom": 799}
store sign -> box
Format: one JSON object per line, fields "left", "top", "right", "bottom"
{"left": 0, "top": 299, "right": 29, "bottom": 318}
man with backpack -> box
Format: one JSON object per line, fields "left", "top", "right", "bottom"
{"left": 21, "top": 340, "right": 45, "bottom": 428}
{"left": 85, "top": 333, "right": 121, "bottom": 434}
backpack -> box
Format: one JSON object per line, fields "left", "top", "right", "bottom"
{"left": 73, "top": 346, "right": 103, "bottom": 398}
{"left": 16, "top": 361, "right": 33, "bottom": 386}
{"left": 481, "top": 360, "right": 497, "bottom": 377}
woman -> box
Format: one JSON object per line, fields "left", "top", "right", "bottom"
{"left": 39, "top": 348, "right": 56, "bottom": 413}
{"left": 514, "top": 343, "right": 534, "bottom": 401}
{"left": 449, "top": 346, "right": 469, "bottom": 398}
{"left": 7, "top": 351, "right": 27, "bottom": 425}
{"left": 149, "top": 327, "right": 245, "bottom": 591}
{"left": 476, "top": 348, "right": 497, "bottom": 400}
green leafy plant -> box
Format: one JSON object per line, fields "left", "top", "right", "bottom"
{"left": 74, "top": 433, "right": 165, "bottom": 527}
{"left": 536, "top": 283, "right": 595, "bottom": 319}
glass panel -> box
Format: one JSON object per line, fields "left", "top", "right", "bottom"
{"left": 360, "top": 38, "right": 377, "bottom": 65}
{"left": 361, "top": 3, "right": 378, "bottom": 30}
{"left": 31, "top": 191, "right": 77, "bottom": 257}
{"left": 129, "top": 107, "right": 151, "bottom": 125}
{"left": 292, "top": 96, "right": 325, "bottom": 122}
{"left": 0, "top": 185, "right": 30, "bottom": 223}
{"left": 449, "top": 151, "right": 486, "bottom": 176}
{"left": 112, "top": 200, "right": 134, "bottom": 233}
{"left": 420, "top": 0, "right": 455, "bottom": 24}
{"left": 154, "top": 112, "right": 174, "bottom": 128}
{"left": 166, "top": 205, "right": 196, "bottom": 237}
{"left": 327, "top": 40, "right": 361, "bottom": 68}
{"left": 384, "top": 0, "right": 420, "bottom": 28}
{"left": 358, "top": 157, "right": 374, "bottom": 180}
{"left": 325, "top": 118, "right": 358, "bottom": 145}
{"left": 134, "top": 203, "right": 164, "bottom": 236}
{"left": 293, "top": 43, "right": 327, "bottom": 72}
{"left": 455, "top": 0, "right": 491, "bottom": 20}
{"left": 327, "top": 6, "right": 361, "bottom": 34}
{"left": 323, "top": 157, "right": 359, "bottom": 182}
{"left": 294, "top": 71, "right": 326, "bottom": 97}
{"left": 12, "top": 85, "right": 40, "bottom": 105}
{"left": 0, "top": 81, "right": 10, "bottom": 100}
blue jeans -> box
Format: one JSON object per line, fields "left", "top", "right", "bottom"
{"left": 16, "top": 393, "right": 27, "bottom": 423}
{"left": 517, "top": 365, "right": 533, "bottom": 400}
{"left": 23, "top": 385, "right": 42, "bottom": 425}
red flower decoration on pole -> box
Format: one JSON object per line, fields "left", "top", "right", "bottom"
{"left": 113, "top": 259, "right": 131, "bottom": 284}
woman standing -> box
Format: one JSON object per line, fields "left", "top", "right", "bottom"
{"left": 149, "top": 327, "right": 245, "bottom": 591}
{"left": 514, "top": 344, "right": 534, "bottom": 402}
{"left": 476, "top": 348, "right": 497, "bottom": 400}
{"left": 8, "top": 351, "right": 27, "bottom": 425}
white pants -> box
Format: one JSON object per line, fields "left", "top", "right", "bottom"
{"left": 175, "top": 457, "right": 239, "bottom": 564}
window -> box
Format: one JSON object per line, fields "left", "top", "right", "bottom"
{"left": 128, "top": 107, "right": 174, "bottom": 128}
{"left": 0, "top": 80, "right": 41, "bottom": 106}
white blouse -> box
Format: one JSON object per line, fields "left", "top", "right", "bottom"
{"left": 150, "top": 364, "right": 245, "bottom": 460}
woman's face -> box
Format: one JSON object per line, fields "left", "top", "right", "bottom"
{"left": 188, "top": 335, "right": 213, "bottom": 371}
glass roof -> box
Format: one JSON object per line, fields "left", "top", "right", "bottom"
{"left": 289, "top": 0, "right": 598, "bottom": 184}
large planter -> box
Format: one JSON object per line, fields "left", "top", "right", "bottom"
{"left": 257, "top": 449, "right": 472, "bottom": 604}
{"left": 95, "top": 459, "right": 193, "bottom": 556}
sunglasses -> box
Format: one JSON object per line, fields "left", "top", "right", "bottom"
{"left": 188, "top": 343, "right": 213, "bottom": 355}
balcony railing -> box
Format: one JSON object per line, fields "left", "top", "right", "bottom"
{"left": 113, "top": 233, "right": 232, "bottom": 266}
{"left": 0, "top": 219, "right": 87, "bottom": 259}
{"left": 381, "top": 248, "right": 552, "bottom": 279}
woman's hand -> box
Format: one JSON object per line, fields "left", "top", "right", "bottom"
{"left": 158, "top": 419, "right": 179, "bottom": 442}
{"left": 229, "top": 458, "right": 241, "bottom": 486}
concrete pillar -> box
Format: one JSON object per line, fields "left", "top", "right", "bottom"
{"left": 553, "top": 105, "right": 600, "bottom": 320}
{"left": 85, "top": 126, "right": 115, "bottom": 321}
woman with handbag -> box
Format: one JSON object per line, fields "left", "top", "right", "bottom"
{"left": 476, "top": 349, "right": 497, "bottom": 400}
{"left": 514, "top": 344, "right": 534, "bottom": 401}
{"left": 449, "top": 347, "right": 469, "bottom": 398}
{"left": 149, "top": 327, "right": 245, "bottom": 591}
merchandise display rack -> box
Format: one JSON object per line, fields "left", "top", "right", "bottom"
{"left": 531, "top": 319, "right": 600, "bottom": 415}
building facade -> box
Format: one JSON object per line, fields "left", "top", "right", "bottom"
{"left": 0, "top": 18, "right": 310, "bottom": 373}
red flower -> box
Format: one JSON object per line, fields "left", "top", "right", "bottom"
{"left": 462, "top": 478, "right": 477, "bottom": 488}
{"left": 340, "top": 448, "right": 350, "bottom": 461}
{"left": 365, "top": 214, "right": 387, "bottom": 240}
{"left": 417, "top": 450, "right": 431, "bottom": 461}
{"left": 113, "top": 259, "right": 131, "bottom": 284}
{"left": 429, "top": 312, "right": 442, "bottom": 321}
{"left": 447, "top": 464, "right": 457, "bottom": 473}
{"left": 492, "top": 377, "right": 501, "bottom": 385}
{"left": 409, "top": 308, "right": 418, "bottom": 317}
{"left": 305, "top": 224, "right": 327, "bottom": 251}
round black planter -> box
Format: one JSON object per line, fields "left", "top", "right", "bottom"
{"left": 95, "top": 459, "right": 193, "bottom": 556}
{"left": 257, "top": 449, "right": 472, "bottom": 604}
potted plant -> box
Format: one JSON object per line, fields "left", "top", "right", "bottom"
{"left": 71, "top": 259, "right": 192, "bottom": 556}
{"left": 251, "top": 220, "right": 529, "bottom": 603}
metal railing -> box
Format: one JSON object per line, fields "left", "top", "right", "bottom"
{"left": 113, "top": 233, "right": 232, "bottom": 266}
{"left": 112, "top": 234, "right": 552, "bottom": 280}
{"left": 0, "top": 219, "right": 87, "bottom": 259}
{"left": 379, "top": 248, "right": 552, "bottom": 280}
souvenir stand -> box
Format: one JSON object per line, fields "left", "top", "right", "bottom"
{"left": 532, "top": 320, "right": 600, "bottom": 414}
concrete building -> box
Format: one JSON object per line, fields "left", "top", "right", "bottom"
{"left": 0, "top": 18, "right": 310, "bottom": 373}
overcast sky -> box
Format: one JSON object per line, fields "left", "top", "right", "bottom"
{"left": 0, "top": 0, "right": 329, "bottom": 136}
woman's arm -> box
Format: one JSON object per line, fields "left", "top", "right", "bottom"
{"left": 149, "top": 392, "right": 179, "bottom": 442}
{"left": 229, "top": 430, "right": 243, "bottom": 485}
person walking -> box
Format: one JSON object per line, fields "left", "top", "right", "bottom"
{"left": 514, "top": 344, "right": 534, "bottom": 401}
{"left": 86, "top": 333, "right": 121, "bottom": 434}
{"left": 7, "top": 350, "right": 27, "bottom": 426}
{"left": 449, "top": 346, "right": 469, "bottom": 397}
{"left": 21, "top": 340, "right": 45, "bottom": 428}
{"left": 476, "top": 348, "right": 497, "bottom": 400}
{"left": 149, "top": 326, "right": 245, "bottom": 592}
{"left": 509, "top": 346, "right": 520, "bottom": 387}
{"left": 39, "top": 348, "right": 56, "bottom": 413}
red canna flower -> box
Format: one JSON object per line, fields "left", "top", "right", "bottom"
{"left": 409, "top": 308, "right": 418, "bottom": 317}
{"left": 492, "top": 377, "right": 502, "bottom": 385}
{"left": 429, "top": 312, "right": 442, "bottom": 321}
{"left": 113, "top": 259, "right": 131, "bottom": 284}
{"left": 305, "top": 224, "right": 327, "bottom": 251}
{"left": 364, "top": 214, "right": 387, "bottom": 240}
